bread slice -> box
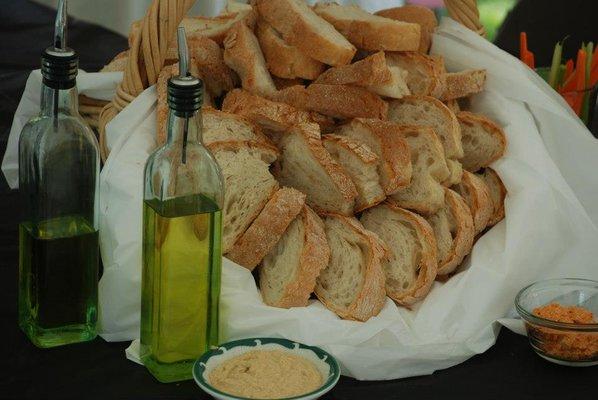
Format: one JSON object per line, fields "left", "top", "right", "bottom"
{"left": 273, "top": 76, "right": 305, "bottom": 90}
{"left": 361, "top": 201, "right": 437, "bottom": 305}
{"left": 222, "top": 89, "right": 333, "bottom": 133}
{"left": 256, "top": 19, "right": 325, "bottom": 80}
{"left": 101, "top": 50, "right": 128, "bottom": 72}
{"left": 166, "top": 36, "right": 236, "bottom": 97}
{"left": 256, "top": 0, "right": 356, "bottom": 66}
{"left": 314, "top": 51, "right": 410, "bottom": 99}
{"left": 451, "top": 170, "right": 493, "bottom": 235}
{"left": 386, "top": 52, "right": 446, "bottom": 98}
{"left": 181, "top": 9, "right": 257, "bottom": 44}
{"left": 315, "top": 214, "right": 387, "bottom": 321}
{"left": 322, "top": 134, "right": 385, "bottom": 212}
{"left": 457, "top": 111, "right": 507, "bottom": 172}
{"left": 335, "top": 118, "right": 411, "bottom": 195}
{"left": 274, "top": 123, "right": 357, "bottom": 215}
{"left": 444, "top": 99, "right": 461, "bottom": 114}
{"left": 213, "top": 147, "right": 280, "bottom": 253}
{"left": 260, "top": 205, "right": 330, "bottom": 308}
{"left": 202, "top": 107, "right": 273, "bottom": 146}
{"left": 313, "top": 2, "right": 420, "bottom": 52}
{"left": 441, "top": 69, "right": 487, "bottom": 101}
{"left": 390, "top": 126, "right": 450, "bottom": 215}
{"left": 270, "top": 84, "right": 388, "bottom": 120}
{"left": 388, "top": 95, "right": 463, "bottom": 160}
{"left": 227, "top": 187, "right": 306, "bottom": 270}
{"left": 207, "top": 141, "right": 279, "bottom": 165}
{"left": 223, "top": 21, "right": 277, "bottom": 97}
{"left": 477, "top": 168, "right": 506, "bottom": 227}
{"left": 426, "top": 189, "right": 474, "bottom": 276}
{"left": 375, "top": 5, "right": 438, "bottom": 53}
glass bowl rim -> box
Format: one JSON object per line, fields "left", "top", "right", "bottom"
{"left": 515, "top": 278, "right": 598, "bottom": 331}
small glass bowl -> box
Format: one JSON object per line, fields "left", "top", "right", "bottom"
{"left": 515, "top": 278, "right": 598, "bottom": 366}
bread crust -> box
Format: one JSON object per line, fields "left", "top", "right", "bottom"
{"left": 206, "top": 140, "right": 279, "bottom": 164}
{"left": 269, "top": 205, "right": 331, "bottom": 308}
{"left": 256, "top": 0, "right": 356, "bottom": 66}
{"left": 344, "top": 118, "right": 412, "bottom": 194}
{"left": 223, "top": 21, "right": 277, "bottom": 97}
{"left": 375, "top": 5, "right": 438, "bottom": 53}
{"left": 315, "top": 214, "right": 387, "bottom": 321}
{"left": 457, "top": 111, "right": 507, "bottom": 172}
{"left": 222, "top": 89, "right": 333, "bottom": 133}
{"left": 386, "top": 52, "right": 446, "bottom": 97}
{"left": 227, "top": 187, "right": 306, "bottom": 269}
{"left": 435, "top": 189, "right": 475, "bottom": 276}
{"left": 256, "top": 19, "right": 325, "bottom": 80}
{"left": 313, "top": 3, "right": 420, "bottom": 52}
{"left": 314, "top": 51, "right": 392, "bottom": 87}
{"left": 101, "top": 50, "right": 129, "bottom": 72}
{"left": 270, "top": 84, "right": 388, "bottom": 120}
{"left": 203, "top": 106, "right": 271, "bottom": 144}
{"left": 479, "top": 167, "right": 506, "bottom": 227}
{"left": 452, "top": 170, "right": 493, "bottom": 235}
{"left": 441, "top": 69, "right": 487, "bottom": 101}
{"left": 378, "top": 201, "right": 438, "bottom": 305}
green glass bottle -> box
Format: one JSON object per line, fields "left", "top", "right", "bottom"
{"left": 18, "top": 0, "right": 100, "bottom": 348}
{"left": 139, "top": 27, "right": 224, "bottom": 383}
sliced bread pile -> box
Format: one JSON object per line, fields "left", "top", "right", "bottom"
{"left": 138, "top": 0, "right": 509, "bottom": 322}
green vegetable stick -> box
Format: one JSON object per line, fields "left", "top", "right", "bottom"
{"left": 548, "top": 41, "right": 563, "bottom": 88}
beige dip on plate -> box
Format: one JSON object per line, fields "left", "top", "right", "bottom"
{"left": 208, "top": 349, "right": 324, "bottom": 399}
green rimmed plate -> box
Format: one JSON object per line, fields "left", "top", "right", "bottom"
{"left": 192, "top": 337, "right": 340, "bottom": 400}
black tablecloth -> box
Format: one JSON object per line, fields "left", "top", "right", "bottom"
{"left": 1, "top": 2, "right": 596, "bottom": 399}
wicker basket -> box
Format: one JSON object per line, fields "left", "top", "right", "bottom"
{"left": 95, "top": 0, "right": 485, "bottom": 160}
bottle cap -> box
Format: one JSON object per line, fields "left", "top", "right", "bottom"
{"left": 41, "top": 0, "right": 78, "bottom": 89}
{"left": 167, "top": 27, "right": 203, "bottom": 117}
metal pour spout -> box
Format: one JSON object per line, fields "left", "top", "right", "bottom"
{"left": 177, "top": 27, "right": 189, "bottom": 78}
{"left": 54, "top": 0, "right": 68, "bottom": 50}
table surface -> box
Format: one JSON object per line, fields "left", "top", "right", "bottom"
{"left": 1, "top": 2, "right": 596, "bottom": 399}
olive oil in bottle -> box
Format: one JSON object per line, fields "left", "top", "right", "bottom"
{"left": 139, "top": 28, "right": 224, "bottom": 383}
{"left": 18, "top": 0, "right": 100, "bottom": 348}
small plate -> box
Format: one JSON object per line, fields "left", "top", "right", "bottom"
{"left": 193, "top": 337, "right": 340, "bottom": 400}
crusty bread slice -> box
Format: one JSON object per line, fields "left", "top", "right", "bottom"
{"left": 375, "top": 5, "right": 438, "bottom": 53}
{"left": 166, "top": 36, "right": 236, "bottom": 97}
{"left": 388, "top": 95, "right": 463, "bottom": 160}
{"left": 386, "top": 52, "right": 446, "bottom": 98}
{"left": 226, "top": 187, "right": 306, "bottom": 270}
{"left": 361, "top": 202, "right": 437, "bottom": 305}
{"left": 335, "top": 118, "right": 411, "bottom": 195}
{"left": 273, "top": 76, "right": 305, "bottom": 90}
{"left": 441, "top": 69, "right": 487, "bottom": 101}
{"left": 457, "top": 111, "right": 507, "bottom": 172}
{"left": 426, "top": 189, "right": 474, "bottom": 276}
{"left": 444, "top": 98, "right": 461, "bottom": 114}
{"left": 274, "top": 123, "right": 357, "bottom": 215}
{"left": 224, "top": 0, "right": 253, "bottom": 14}
{"left": 202, "top": 107, "right": 272, "bottom": 146}
{"left": 477, "top": 168, "right": 507, "bottom": 227}
{"left": 223, "top": 22, "right": 277, "bottom": 97}
{"left": 260, "top": 205, "right": 330, "bottom": 308}
{"left": 314, "top": 51, "right": 410, "bottom": 99}
{"left": 270, "top": 84, "right": 388, "bottom": 120}
{"left": 256, "top": 19, "right": 325, "bottom": 80}
{"left": 322, "top": 134, "right": 385, "bottom": 212}
{"left": 101, "top": 50, "right": 128, "bottom": 72}
{"left": 207, "top": 141, "right": 279, "bottom": 165}
{"left": 313, "top": 2, "right": 420, "bottom": 52}
{"left": 222, "top": 89, "right": 333, "bottom": 133}
{"left": 213, "top": 147, "right": 280, "bottom": 253}
{"left": 315, "top": 214, "right": 387, "bottom": 321}
{"left": 256, "top": 0, "right": 356, "bottom": 66}
{"left": 390, "top": 126, "right": 450, "bottom": 215}
{"left": 451, "top": 170, "right": 493, "bottom": 235}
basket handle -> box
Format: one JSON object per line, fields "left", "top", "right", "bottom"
{"left": 444, "top": 0, "right": 486, "bottom": 37}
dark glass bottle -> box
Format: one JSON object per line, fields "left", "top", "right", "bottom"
{"left": 18, "top": 0, "right": 100, "bottom": 348}
{"left": 139, "top": 28, "right": 224, "bottom": 383}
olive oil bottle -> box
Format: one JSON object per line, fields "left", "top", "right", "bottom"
{"left": 18, "top": 0, "right": 100, "bottom": 348}
{"left": 140, "top": 28, "right": 224, "bottom": 383}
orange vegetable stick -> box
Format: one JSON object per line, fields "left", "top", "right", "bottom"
{"left": 573, "top": 50, "right": 586, "bottom": 114}
{"left": 527, "top": 52, "right": 536, "bottom": 69}
{"left": 564, "top": 59, "right": 574, "bottom": 82}
{"left": 520, "top": 32, "right": 528, "bottom": 62}
{"left": 591, "top": 63, "right": 598, "bottom": 86}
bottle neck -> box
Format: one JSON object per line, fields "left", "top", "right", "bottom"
{"left": 40, "top": 83, "right": 78, "bottom": 117}
{"left": 166, "top": 108, "right": 203, "bottom": 146}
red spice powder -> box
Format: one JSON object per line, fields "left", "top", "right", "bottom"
{"left": 528, "top": 303, "right": 598, "bottom": 361}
